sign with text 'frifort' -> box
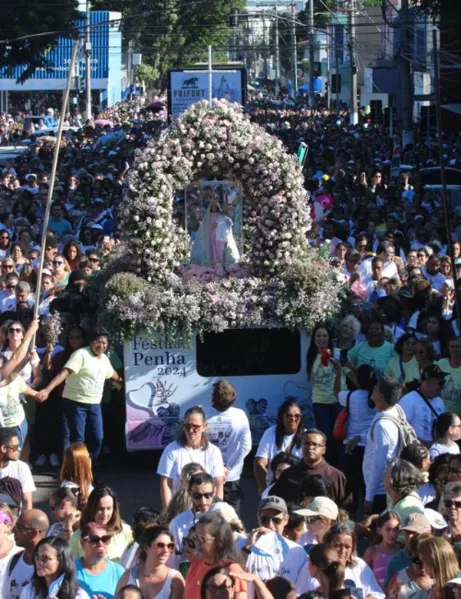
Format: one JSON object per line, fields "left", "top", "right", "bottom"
{"left": 167, "top": 67, "right": 247, "bottom": 119}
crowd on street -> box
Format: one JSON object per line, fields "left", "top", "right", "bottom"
{"left": 0, "top": 95, "right": 461, "bottom": 599}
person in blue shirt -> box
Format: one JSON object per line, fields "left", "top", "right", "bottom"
{"left": 76, "top": 522, "right": 125, "bottom": 599}
{"left": 46, "top": 203, "right": 72, "bottom": 239}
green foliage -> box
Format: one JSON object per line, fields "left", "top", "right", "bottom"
{"left": 92, "top": 0, "right": 245, "bottom": 89}
{"left": 409, "top": 0, "right": 444, "bottom": 16}
{"left": 0, "top": 0, "right": 79, "bottom": 83}
{"left": 136, "top": 63, "right": 159, "bottom": 89}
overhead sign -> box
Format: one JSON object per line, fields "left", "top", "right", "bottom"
{"left": 168, "top": 67, "right": 247, "bottom": 119}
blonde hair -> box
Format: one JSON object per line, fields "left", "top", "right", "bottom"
{"left": 161, "top": 463, "right": 206, "bottom": 524}
{"left": 417, "top": 536, "right": 459, "bottom": 598}
{"left": 59, "top": 443, "right": 93, "bottom": 506}
{"left": 0, "top": 503, "right": 15, "bottom": 529}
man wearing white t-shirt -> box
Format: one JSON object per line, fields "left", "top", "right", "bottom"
{"left": 244, "top": 496, "right": 310, "bottom": 596}
{"left": 2, "top": 509, "right": 48, "bottom": 599}
{"left": 0, "top": 428, "right": 35, "bottom": 511}
{"left": 399, "top": 365, "right": 447, "bottom": 444}
{"left": 169, "top": 472, "right": 215, "bottom": 568}
{"left": 206, "top": 380, "right": 252, "bottom": 512}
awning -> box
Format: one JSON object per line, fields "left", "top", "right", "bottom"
{"left": 442, "top": 103, "right": 461, "bottom": 115}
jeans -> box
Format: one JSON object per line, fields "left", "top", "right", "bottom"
{"left": 313, "top": 402, "right": 343, "bottom": 468}
{"left": 14, "top": 418, "right": 28, "bottom": 448}
{"left": 64, "top": 399, "right": 104, "bottom": 462}
{"left": 224, "top": 480, "right": 243, "bottom": 513}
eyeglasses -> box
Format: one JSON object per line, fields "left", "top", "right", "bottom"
{"left": 411, "top": 556, "right": 423, "bottom": 567}
{"left": 2, "top": 264, "right": 13, "bottom": 269}
{"left": 8, "top": 328, "right": 22, "bottom": 333}
{"left": 184, "top": 424, "right": 202, "bottom": 432}
{"left": 193, "top": 534, "right": 215, "bottom": 544}
{"left": 444, "top": 499, "right": 461, "bottom": 509}
{"left": 302, "top": 441, "right": 326, "bottom": 449}
{"left": 183, "top": 537, "right": 196, "bottom": 549}
{"left": 89, "top": 258, "right": 100, "bottom": 263}
{"left": 190, "top": 492, "right": 214, "bottom": 500}
{"left": 205, "top": 584, "right": 234, "bottom": 595}
{"left": 83, "top": 534, "right": 112, "bottom": 545}
{"left": 34, "top": 554, "right": 55, "bottom": 563}
{"left": 260, "top": 515, "right": 284, "bottom": 526}
{"left": 5, "top": 444, "right": 20, "bottom": 451}
{"left": 0, "top": 237, "right": 9, "bottom": 241}
{"left": 15, "top": 523, "right": 36, "bottom": 532}
{"left": 53, "top": 261, "right": 63, "bottom": 266}
{"left": 285, "top": 413, "right": 302, "bottom": 421}
{"left": 154, "top": 541, "right": 175, "bottom": 551}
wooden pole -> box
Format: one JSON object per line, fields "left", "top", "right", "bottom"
{"left": 32, "top": 40, "right": 80, "bottom": 343}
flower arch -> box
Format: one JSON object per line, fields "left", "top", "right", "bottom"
{"left": 97, "top": 100, "right": 345, "bottom": 343}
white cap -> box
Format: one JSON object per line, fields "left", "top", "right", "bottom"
{"left": 294, "top": 497, "right": 339, "bottom": 520}
{"left": 208, "top": 502, "right": 240, "bottom": 523}
{"left": 423, "top": 508, "right": 448, "bottom": 530}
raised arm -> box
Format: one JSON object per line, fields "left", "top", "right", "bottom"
{"left": 0, "top": 318, "right": 39, "bottom": 379}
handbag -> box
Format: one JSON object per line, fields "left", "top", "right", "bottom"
{"left": 333, "top": 391, "right": 352, "bottom": 441}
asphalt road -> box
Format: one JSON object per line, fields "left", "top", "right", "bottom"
{"left": 32, "top": 450, "right": 260, "bottom": 529}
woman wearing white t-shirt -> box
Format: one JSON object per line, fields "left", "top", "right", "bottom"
{"left": 334, "top": 363, "right": 377, "bottom": 517}
{"left": 430, "top": 412, "right": 461, "bottom": 459}
{"left": 0, "top": 504, "right": 20, "bottom": 590}
{"left": 254, "top": 399, "right": 304, "bottom": 495}
{"left": 157, "top": 405, "right": 225, "bottom": 508}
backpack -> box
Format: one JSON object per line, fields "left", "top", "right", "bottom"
{"left": 370, "top": 404, "right": 418, "bottom": 455}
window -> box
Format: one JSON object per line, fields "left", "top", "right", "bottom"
{"left": 196, "top": 328, "right": 301, "bottom": 377}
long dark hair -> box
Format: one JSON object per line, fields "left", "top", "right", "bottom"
{"left": 275, "top": 399, "right": 304, "bottom": 452}
{"left": 31, "top": 536, "right": 79, "bottom": 599}
{"left": 201, "top": 567, "right": 234, "bottom": 599}
{"left": 196, "top": 512, "right": 243, "bottom": 565}
{"left": 80, "top": 486, "right": 123, "bottom": 535}
{"left": 139, "top": 525, "right": 172, "bottom": 563}
{"left": 356, "top": 364, "right": 378, "bottom": 409}
{"left": 306, "top": 323, "right": 333, "bottom": 377}
{"left": 434, "top": 412, "right": 459, "bottom": 441}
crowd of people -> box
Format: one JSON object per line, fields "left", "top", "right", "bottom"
{"left": 0, "top": 93, "right": 460, "bottom": 599}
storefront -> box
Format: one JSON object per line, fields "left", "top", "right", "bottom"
{"left": 0, "top": 10, "right": 122, "bottom": 114}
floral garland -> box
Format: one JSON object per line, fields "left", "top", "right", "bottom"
{"left": 98, "top": 100, "right": 345, "bottom": 343}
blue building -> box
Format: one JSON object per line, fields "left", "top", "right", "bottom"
{"left": 0, "top": 10, "right": 122, "bottom": 114}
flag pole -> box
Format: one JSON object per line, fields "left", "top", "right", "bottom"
{"left": 31, "top": 39, "right": 80, "bottom": 344}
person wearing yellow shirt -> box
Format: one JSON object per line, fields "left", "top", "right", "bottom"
{"left": 437, "top": 337, "right": 461, "bottom": 415}
{"left": 385, "top": 332, "right": 420, "bottom": 387}
{"left": 37, "top": 328, "right": 123, "bottom": 462}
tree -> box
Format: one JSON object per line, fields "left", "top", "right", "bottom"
{"left": 0, "top": 0, "right": 79, "bottom": 83}
{"left": 93, "top": 0, "right": 245, "bottom": 89}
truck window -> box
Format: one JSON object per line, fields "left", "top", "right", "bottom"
{"left": 196, "top": 328, "right": 301, "bottom": 377}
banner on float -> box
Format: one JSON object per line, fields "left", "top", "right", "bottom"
{"left": 167, "top": 67, "right": 247, "bottom": 119}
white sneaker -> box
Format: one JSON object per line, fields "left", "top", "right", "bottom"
{"left": 35, "top": 454, "right": 46, "bottom": 467}
{"left": 49, "top": 454, "right": 60, "bottom": 467}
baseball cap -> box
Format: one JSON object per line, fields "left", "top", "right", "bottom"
{"left": 455, "top": 258, "right": 461, "bottom": 267}
{"left": 400, "top": 513, "right": 431, "bottom": 534}
{"left": 397, "top": 286, "right": 412, "bottom": 299}
{"left": 294, "top": 497, "right": 339, "bottom": 520}
{"left": 258, "top": 496, "right": 288, "bottom": 514}
{"left": 423, "top": 508, "right": 448, "bottom": 530}
{"left": 421, "top": 364, "right": 449, "bottom": 382}
{"left": 0, "top": 491, "right": 19, "bottom": 507}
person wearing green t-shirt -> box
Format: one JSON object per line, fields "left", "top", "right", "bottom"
{"left": 437, "top": 337, "right": 461, "bottom": 415}
{"left": 385, "top": 332, "right": 420, "bottom": 387}
{"left": 347, "top": 320, "right": 395, "bottom": 379}
{"left": 37, "top": 328, "right": 123, "bottom": 461}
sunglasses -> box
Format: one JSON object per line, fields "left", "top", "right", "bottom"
{"left": 34, "top": 554, "right": 55, "bottom": 563}
{"left": 190, "top": 492, "right": 214, "bottom": 500}
{"left": 154, "top": 541, "right": 175, "bottom": 551}
{"left": 285, "top": 414, "right": 301, "bottom": 421}
{"left": 8, "top": 328, "right": 22, "bottom": 333}
{"left": 84, "top": 534, "right": 112, "bottom": 545}
{"left": 15, "top": 522, "right": 36, "bottom": 532}
{"left": 306, "top": 516, "right": 322, "bottom": 524}
{"left": 89, "top": 258, "right": 100, "bottom": 263}
{"left": 193, "top": 534, "right": 215, "bottom": 544}
{"left": 260, "top": 515, "right": 284, "bottom": 526}
{"left": 444, "top": 499, "right": 461, "bottom": 509}
{"left": 2, "top": 264, "right": 13, "bottom": 269}
{"left": 184, "top": 424, "right": 201, "bottom": 432}
{"left": 183, "top": 537, "right": 196, "bottom": 549}
{"left": 205, "top": 584, "right": 234, "bottom": 595}
{"left": 53, "top": 261, "right": 63, "bottom": 265}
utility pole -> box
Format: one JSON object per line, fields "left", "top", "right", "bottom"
{"left": 326, "top": 37, "right": 331, "bottom": 109}
{"left": 400, "top": 0, "right": 414, "bottom": 147}
{"left": 262, "top": 11, "right": 268, "bottom": 79}
{"left": 348, "top": 0, "right": 358, "bottom": 125}
{"left": 275, "top": 2, "right": 280, "bottom": 96}
{"left": 291, "top": 2, "right": 298, "bottom": 96}
{"left": 85, "top": 0, "right": 92, "bottom": 120}
{"left": 308, "top": 0, "right": 315, "bottom": 107}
